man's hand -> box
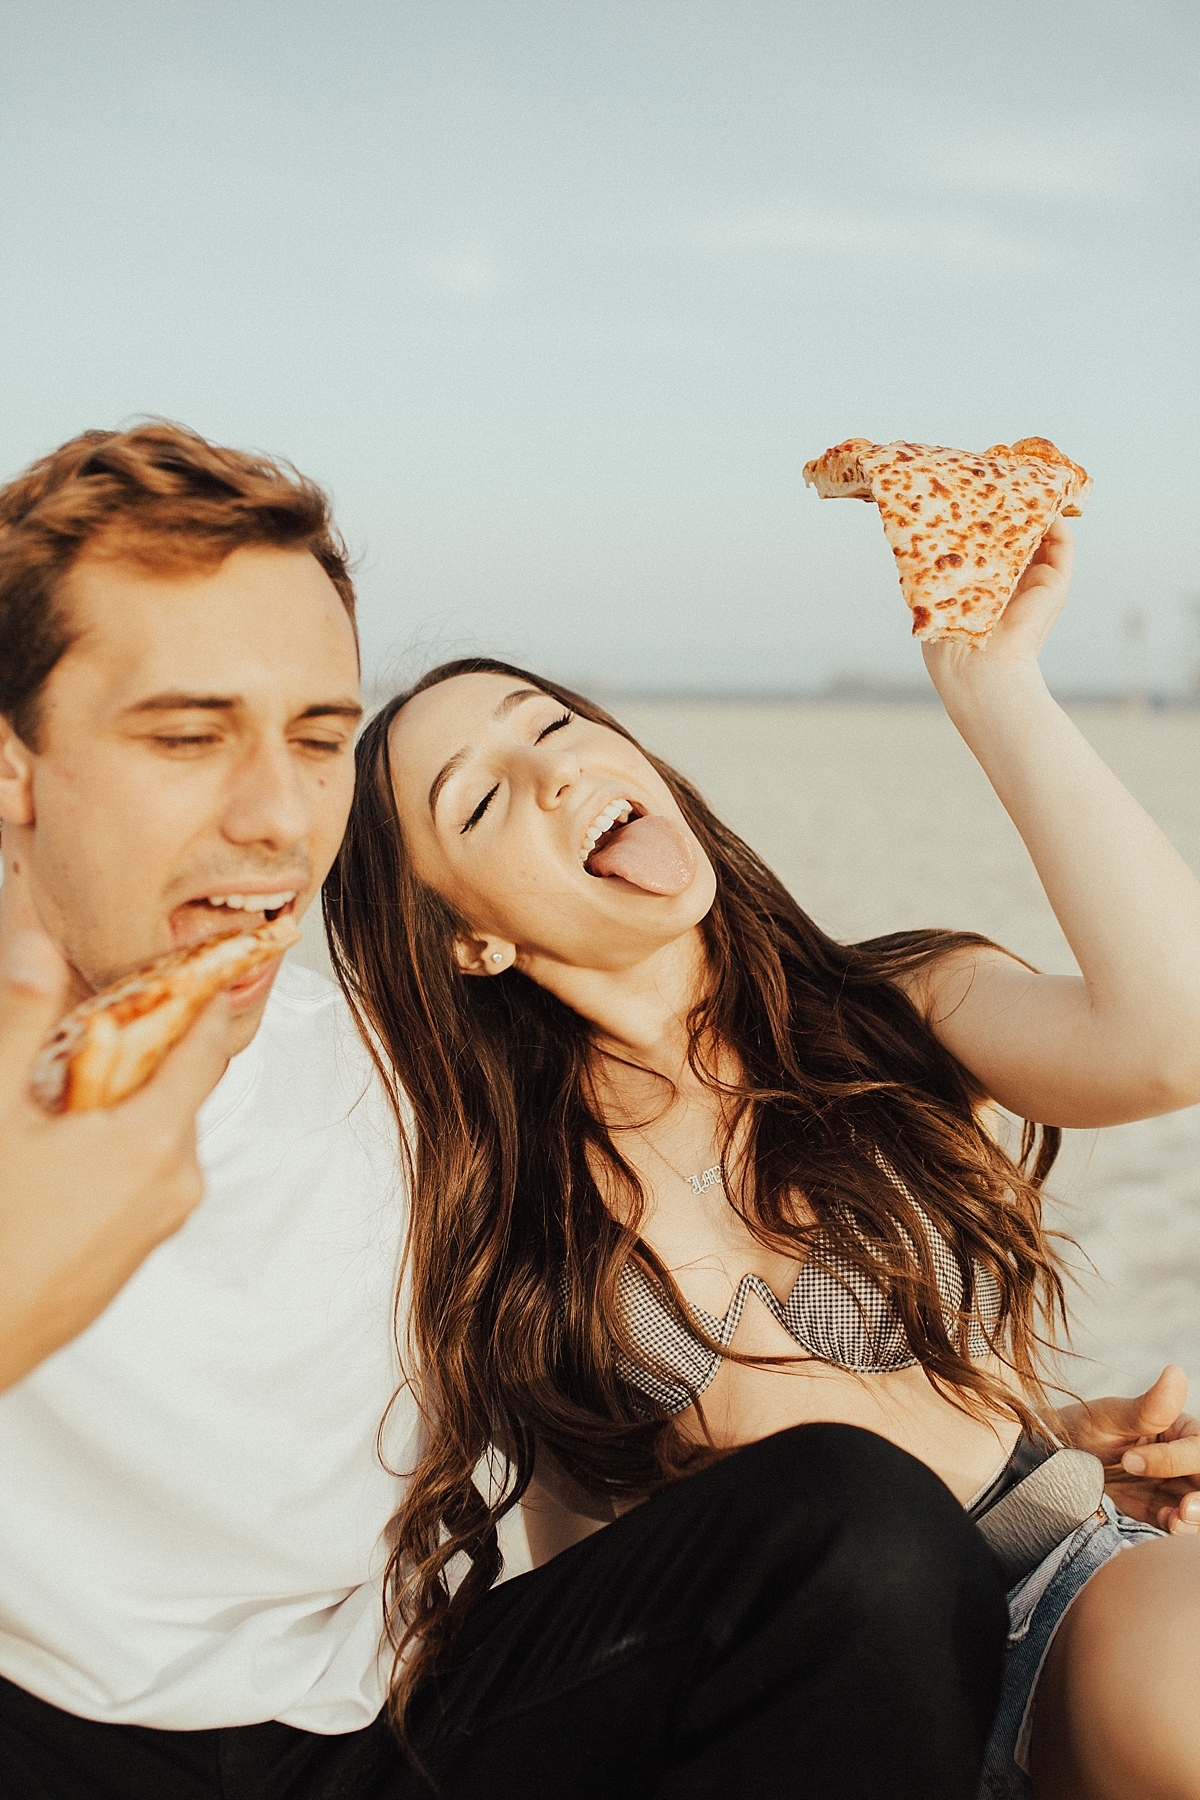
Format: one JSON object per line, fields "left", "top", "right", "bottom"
{"left": 1056, "top": 1365, "right": 1200, "bottom": 1534}
{"left": 0, "top": 929, "right": 231, "bottom": 1392}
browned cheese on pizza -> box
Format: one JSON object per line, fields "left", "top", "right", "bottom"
{"left": 31, "top": 916, "right": 301, "bottom": 1113}
{"left": 802, "top": 436, "right": 1093, "bottom": 642}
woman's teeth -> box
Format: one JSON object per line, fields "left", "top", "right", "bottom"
{"left": 581, "top": 799, "right": 633, "bottom": 862}
{"left": 204, "top": 892, "right": 296, "bottom": 911}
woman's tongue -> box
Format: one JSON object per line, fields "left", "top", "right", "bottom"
{"left": 586, "top": 815, "right": 696, "bottom": 896}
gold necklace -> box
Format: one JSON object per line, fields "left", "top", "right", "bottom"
{"left": 611, "top": 1091, "right": 725, "bottom": 1196}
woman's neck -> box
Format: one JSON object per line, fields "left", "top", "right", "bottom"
{"left": 521, "top": 926, "right": 708, "bottom": 1074}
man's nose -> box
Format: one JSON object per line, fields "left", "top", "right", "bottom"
{"left": 221, "top": 741, "right": 311, "bottom": 848}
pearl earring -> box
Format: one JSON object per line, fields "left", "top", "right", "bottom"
{"left": 491, "top": 952, "right": 504, "bottom": 964}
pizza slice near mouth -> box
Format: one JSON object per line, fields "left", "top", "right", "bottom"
{"left": 802, "top": 436, "right": 1093, "bottom": 642}
{"left": 31, "top": 915, "right": 301, "bottom": 1112}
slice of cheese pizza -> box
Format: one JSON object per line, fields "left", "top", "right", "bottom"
{"left": 802, "top": 437, "right": 1093, "bottom": 642}
{"left": 31, "top": 916, "right": 301, "bottom": 1112}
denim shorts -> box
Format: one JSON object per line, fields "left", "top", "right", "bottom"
{"left": 978, "top": 1496, "right": 1163, "bottom": 1798}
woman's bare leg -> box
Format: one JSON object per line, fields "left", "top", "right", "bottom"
{"left": 1030, "top": 1534, "right": 1200, "bottom": 1798}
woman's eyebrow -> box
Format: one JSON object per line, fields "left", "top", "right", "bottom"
{"left": 492, "top": 687, "right": 543, "bottom": 719}
{"left": 429, "top": 750, "right": 469, "bottom": 819}
{"left": 428, "top": 690, "right": 547, "bottom": 817}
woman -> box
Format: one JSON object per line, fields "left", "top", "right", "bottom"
{"left": 327, "top": 521, "right": 1200, "bottom": 1798}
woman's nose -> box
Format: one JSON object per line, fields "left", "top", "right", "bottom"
{"left": 533, "top": 745, "right": 582, "bottom": 807}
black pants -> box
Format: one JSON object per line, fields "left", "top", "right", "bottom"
{"left": 0, "top": 1425, "right": 1007, "bottom": 1800}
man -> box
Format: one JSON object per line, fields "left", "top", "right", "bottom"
{"left": 0, "top": 424, "right": 417, "bottom": 1794}
{"left": 0, "top": 924, "right": 229, "bottom": 1393}
{"left": 0, "top": 421, "right": 1012, "bottom": 1798}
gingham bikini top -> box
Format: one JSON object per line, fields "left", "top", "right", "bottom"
{"left": 618, "top": 1202, "right": 1002, "bottom": 1416}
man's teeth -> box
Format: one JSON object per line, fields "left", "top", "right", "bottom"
{"left": 581, "top": 799, "right": 633, "bottom": 860}
{"left": 204, "top": 892, "right": 297, "bottom": 911}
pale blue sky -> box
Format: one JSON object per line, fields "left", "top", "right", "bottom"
{"left": 1, "top": 0, "right": 1196, "bottom": 694}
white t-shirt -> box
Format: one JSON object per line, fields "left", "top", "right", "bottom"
{"left": 0, "top": 962, "right": 418, "bottom": 1733}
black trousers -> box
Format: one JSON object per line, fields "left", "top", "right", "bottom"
{"left": 0, "top": 1425, "right": 1007, "bottom": 1800}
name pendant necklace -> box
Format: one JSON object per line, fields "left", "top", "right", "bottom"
{"left": 612, "top": 1093, "right": 726, "bottom": 1196}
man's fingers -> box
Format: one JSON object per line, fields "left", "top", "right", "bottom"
{"left": 120, "top": 994, "right": 233, "bottom": 1125}
{"left": 0, "top": 931, "right": 69, "bottom": 1094}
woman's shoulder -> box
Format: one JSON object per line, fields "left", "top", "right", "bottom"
{"left": 889, "top": 942, "right": 1022, "bottom": 1021}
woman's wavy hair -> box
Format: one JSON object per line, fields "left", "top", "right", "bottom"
{"left": 323, "top": 657, "right": 1066, "bottom": 1730}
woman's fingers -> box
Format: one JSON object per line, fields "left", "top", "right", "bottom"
{"left": 0, "top": 931, "right": 69, "bottom": 1102}
{"left": 1164, "top": 1493, "right": 1200, "bottom": 1534}
{"left": 934, "top": 515, "right": 1075, "bottom": 676}
{"left": 1123, "top": 1432, "right": 1200, "bottom": 1481}
{"left": 1116, "top": 1369, "right": 1194, "bottom": 1473}
{"left": 1119, "top": 1366, "right": 1190, "bottom": 1448}
{"left": 1063, "top": 1369, "right": 1191, "bottom": 1461}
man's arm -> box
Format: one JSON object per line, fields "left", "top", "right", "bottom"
{"left": 0, "top": 930, "right": 230, "bottom": 1391}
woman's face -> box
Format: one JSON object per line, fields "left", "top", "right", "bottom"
{"left": 387, "top": 672, "right": 717, "bottom": 973}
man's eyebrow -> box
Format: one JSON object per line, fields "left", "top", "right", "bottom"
{"left": 121, "top": 693, "right": 238, "bottom": 715}
{"left": 119, "top": 694, "right": 363, "bottom": 722}
{"left": 295, "top": 700, "right": 364, "bottom": 722}
{"left": 427, "top": 690, "right": 548, "bottom": 819}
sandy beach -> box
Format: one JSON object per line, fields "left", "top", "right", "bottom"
{"left": 296, "top": 697, "right": 1200, "bottom": 1404}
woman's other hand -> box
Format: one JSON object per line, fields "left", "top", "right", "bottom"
{"left": 1057, "top": 1365, "right": 1200, "bottom": 1534}
{"left": 0, "top": 928, "right": 230, "bottom": 1392}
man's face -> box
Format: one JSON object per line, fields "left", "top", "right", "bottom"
{"left": 0, "top": 546, "right": 361, "bottom": 1053}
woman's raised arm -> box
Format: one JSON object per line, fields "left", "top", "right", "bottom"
{"left": 906, "top": 518, "right": 1200, "bottom": 1128}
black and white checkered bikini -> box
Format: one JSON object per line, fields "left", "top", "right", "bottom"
{"left": 617, "top": 1204, "right": 1003, "bottom": 1416}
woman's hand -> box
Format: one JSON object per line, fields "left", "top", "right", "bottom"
{"left": 921, "top": 515, "right": 1074, "bottom": 694}
{"left": 1056, "top": 1366, "right": 1200, "bottom": 1534}
{"left": 0, "top": 928, "right": 230, "bottom": 1392}
{"left": 900, "top": 504, "right": 1200, "bottom": 1129}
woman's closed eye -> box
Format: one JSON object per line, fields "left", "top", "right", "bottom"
{"left": 536, "top": 710, "right": 573, "bottom": 742}
{"left": 459, "top": 713, "right": 573, "bottom": 832}
{"left": 461, "top": 784, "right": 499, "bottom": 834}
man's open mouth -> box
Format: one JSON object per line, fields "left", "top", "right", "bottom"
{"left": 170, "top": 890, "right": 301, "bottom": 950}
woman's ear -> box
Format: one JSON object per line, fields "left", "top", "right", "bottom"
{"left": 453, "top": 934, "right": 518, "bottom": 977}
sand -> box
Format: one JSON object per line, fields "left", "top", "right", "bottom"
{"left": 295, "top": 697, "right": 1200, "bottom": 1405}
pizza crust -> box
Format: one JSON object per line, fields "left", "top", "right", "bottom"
{"left": 31, "top": 916, "right": 302, "bottom": 1112}
{"left": 803, "top": 437, "right": 1093, "bottom": 642}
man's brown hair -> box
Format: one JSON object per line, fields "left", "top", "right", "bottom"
{"left": 0, "top": 420, "right": 357, "bottom": 750}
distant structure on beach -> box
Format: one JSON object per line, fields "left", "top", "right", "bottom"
{"left": 639, "top": 671, "right": 1192, "bottom": 708}
{"left": 1122, "top": 614, "right": 1150, "bottom": 713}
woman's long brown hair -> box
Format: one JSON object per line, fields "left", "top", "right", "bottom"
{"left": 323, "top": 657, "right": 1066, "bottom": 1729}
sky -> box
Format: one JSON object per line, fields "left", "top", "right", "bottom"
{"left": 1, "top": 0, "right": 1197, "bottom": 696}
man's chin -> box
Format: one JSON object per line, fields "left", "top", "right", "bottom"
{"left": 224, "top": 955, "right": 286, "bottom": 1051}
